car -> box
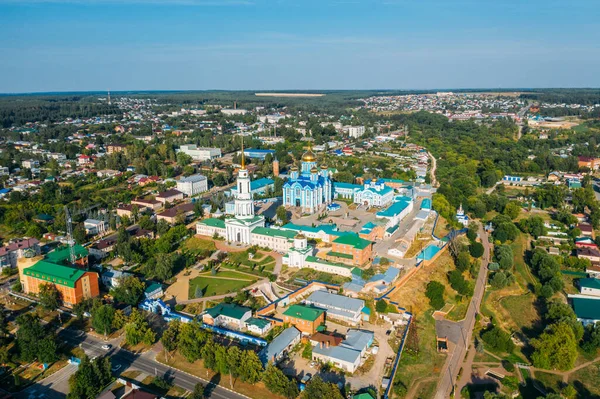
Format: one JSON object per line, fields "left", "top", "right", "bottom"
{"left": 101, "top": 344, "right": 111, "bottom": 350}
{"left": 309, "top": 361, "right": 317, "bottom": 368}
{"left": 386, "top": 330, "right": 392, "bottom": 336}
{"left": 111, "top": 364, "right": 121, "bottom": 372}
{"left": 300, "top": 373, "right": 312, "bottom": 384}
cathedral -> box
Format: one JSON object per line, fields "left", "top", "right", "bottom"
{"left": 283, "top": 149, "right": 333, "bottom": 214}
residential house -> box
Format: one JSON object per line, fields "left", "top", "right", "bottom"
{"left": 312, "top": 329, "right": 374, "bottom": 373}
{"left": 578, "top": 278, "right": 600, "bottom": 297}
{"left": 577, "top": 247, "right": 600, "bottom": 263}
{"left": 84, "top": 219, "right": 107, "bottom": 235}
{"left": 131, "top": 198, "right": 162, "bottom": 212}
{"left": 0, "top": 238, "right": 41, "bottom": 270}
{"left": 156, "top": 202, "right": 195, "bottom": 225}
{"left": 202, "top": 303, "right": 252, "bottom": 331}
{"left": 144, "top": 282, "right": 163, "bottom": 300}
{"left": 155, "top": 189, "right": 184, "bottom": 205}
{"left": 282, "top": 304, "right": 325, "bottom": 335}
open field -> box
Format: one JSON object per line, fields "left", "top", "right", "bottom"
{"left": 389, "top": 250, "right": 459, "bottom": 316}
{"left": 182, "top": 236, "right": 217, "bottom": 253}
{"left": 393, "top": 310, "right": 445, "bottom": 394}
{"left": 569, "top": 362, "right": 600, "bottom": 397}
{"left": 188, "top": 272, "right": 257, "bottom": 298}
{"left": 255, "top": 92, "right": 325, "bottom": 97}
{"left": 227, "top": 250, "right": 276, "bottom": 272}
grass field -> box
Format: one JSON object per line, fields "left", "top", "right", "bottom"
{"left": 499, "top": 294, "right": 539, "bottom": 332}
{"left": 393, "top": 310, "right": 445, "bottom": 393}
{"left": 287, "top": 267, "right": 350, "bottom": 285}
{"left": 227, "top": 250, "right": 276, "bottom": 271}
{"left": 188, "top": 274, "right": 256, "bottom": 298}
{"left": 569, "top": 362, "right": 600, "bottom": 397}
{"left": 182, "top": 236, "right": 217, "bottom": 253}
{"left": 534, "top": 371, "right": 564, "bottom": 394}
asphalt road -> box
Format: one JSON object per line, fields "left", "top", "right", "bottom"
{"left": 434, "top": 224, "right": 490, "bottom": 399}
{"left": 17, "top": 328, "right": 248, "bottom": 399}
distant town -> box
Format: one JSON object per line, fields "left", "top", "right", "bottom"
{"left": 0, "top": 89, "right": 600, "bottom": 399}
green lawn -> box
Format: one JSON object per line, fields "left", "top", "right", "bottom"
{"left": 228, "top": 251, "right": 276, "bottom": 269}
{"left": 287, "top": 268, "right": 351, "bottom": 285}
{"left": 182, "top": 237, "right": 217, "bottom": 253}
{"left": 200, "top": 270, "right": 258, "bottom": 281}
{"left": 188, "top": 276, "right": 255, "bottom": 298}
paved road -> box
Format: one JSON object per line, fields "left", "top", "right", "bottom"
{"left": 434, "top": 224, "right": 490, "bottom": 399}
{"left": 516, "top": 103, "right": 531, "bottom": 140}
{"left": 18, "top": 328, "right": 248, "bottom": 399}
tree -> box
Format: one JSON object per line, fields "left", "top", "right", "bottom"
{"left": 531, "top": 322, "right": 578, "bottom": 370}
{"left": 68, "top": 355, "right": 112, "bottom": 399}
{"left": 494, "top": 245, "right": 514, "bottom": 270}
{"left": 190, "top": 383, "right": 205, "bottom": 399}
{"left": 503, "top": 201, "right": 521, "bottom": 220}
{"left": 425, "top": 281, "right": 445, "bottom": 310}
{"left": 91, "top": 304, "right": 115, "bottom": 339}
{"left": 151, "top": 252, "right": 176, "bottom": 281}
{"left": 456, "top": 251, "right": 471, "bottom": 272}
{"left": 15, "top": 314, "right": 57, "bottom": 363}
{"left": 469, "top": 242, "right": 484, "bottom": 258}
{"left": 111, "top": 276, "right": 145, "bottom": 306}
{"left": 302, "top": 342, "right": 312, "bottom": 359}
{"left": 38, "top": 283, "right": 62, "bottom": 321}
{"left": 300, "top": 376, "right": 344, "bottom": 399}
{"left": 124, "top": 309, "right": 155, "bottom": 346}
{"left": 376, "top": 299, "right": 388, "bottom": 313}
{"left": 276, "top": 206, "right": 288, "bottom": 224}
{"left": 239, "top": 350, "right": 263, "bottom": 384}
{"left": 481, "top": 326, "right": 514, "bottom": 353}
{"left": 161, "top": 319, "right": 180, "bottom": 362}
{"left": 178, "top": 321, "right": 208, "bottom": 362}
{"left": 263, "top": 363, "right": 299, "bottom": 399}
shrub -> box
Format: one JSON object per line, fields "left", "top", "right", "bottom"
{"left": 469, "top": 242, "right": 484, "bottom": 258}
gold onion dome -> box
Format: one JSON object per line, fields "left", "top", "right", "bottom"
{"left": 320, "top": 164, "right": 328, "bottom": 169}
{"left": 302, "top": 150, "right": 316, "bottom": 162}
{"left": 291, "top": 165, "right": 298, "bottom": 171}
{"left": 310, "top": 167, "right": 318, "bottom": 173}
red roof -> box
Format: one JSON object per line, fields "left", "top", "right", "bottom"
{"left": 0, "top": 238, "right": 39, "bottom": 256}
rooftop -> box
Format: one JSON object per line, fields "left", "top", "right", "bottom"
{"left": 252, "top": 227, "right": 297, "bottom": 240}
{"left": 156, "top": 189, "right": 183, "bottom": 199}
{"left": 260, "top": 326, "right": 301, "bottom": 364}
{"left": 377, "top": 199, "right": 411, "bottom": 218}
{"left": 332, "top": 234, "right": 372, "bottom": 250}
{"left": 23, "top": 260, "right": 86, "bottom": 288}
{"left": 178, "top": 174, "right": 207, "bottom": 183}
{"left": 46, "top": 244, "right": 88, "bottom": 264}
{"left": 198, "top": 218, "right": 225, "bottom": 228}
{"left": 572, "top": 296, "right": 600, "bottom": 321}
{"left": 283, "top": 304, "right": 325, "bottom": 322}
{"left": 579, "top": 278, "right": 600, "bottom": 290}
{"left": 205, "top": 303, "right": 251, "bottom": 320}
{"left": 305, "top": 290, "right": 365, "bottom": 314}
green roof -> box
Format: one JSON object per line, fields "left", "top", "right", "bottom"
{"left": 205, "top": 303, "right": 251, "bottom": 320}
{"left": 305, "top": 255, "right": 353, "bottom": 269}
{"left": 283, "top": 304, "right": 324, "bottom": 322}
{"left": 246, "top": 317, "right": 270, "bottom": 329}
{"left": 199, "top": 218, "right": 225, "bottom": 228}
{"left": 579, "top": 278, "right": 600, "bottom": 290}
{"left": 572, "top": 297, "right": 600, "bottom": 320}
{"left": 353, "top": 393, "right": 375, "bottom": 399}
{"left": 351, "top": 267, "right": 362, "bottom": 277}
{"left": 251, "top": 227, "right": 296, "bottom": 240}
{"left": 327, "top": 251, "right": 354, "bottom": 260}
{"left": 46, "top": 245, "right": 88, "bottom": 264}
{"left": 145, "top": 282, "right": 162, "bottom": 294}
{"left": 23, "top": 260, "right": 86, "bottom": 288}
{"left": 333, "top": 234, "right": 372, "bottom": 250}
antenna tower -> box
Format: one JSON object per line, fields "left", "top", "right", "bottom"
{"left": 65, "top": 206, "right": 76, "bottom": 266}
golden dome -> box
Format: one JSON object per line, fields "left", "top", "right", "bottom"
{"left": 302, "top": 150, "right": 316, "bottom": 162}
{"left": 310, "top": 167, "right": 318, "bottom": 173}
{"left": 320, "top": 164, "right": 328, "bottom": 169}
{"left": 291, "top": 165, "right": 298, "bottom": 171}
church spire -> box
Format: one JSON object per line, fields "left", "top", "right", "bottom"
{"left": 240, "top": 136, "right": 246, "bottom": 169}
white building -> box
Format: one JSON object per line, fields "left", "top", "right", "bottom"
{"left": 354, "top": 180, "right": 395, "bottom": 207}
{"left": 177, "top": 145, "right": 222, "bottom": 161}
{"left": 345, "top": 126, "right": 365, "bottom": 138}
{"left": 176, "top": 174, "right": 208, "bottom": 197}
{"left": 304, "top": 290, "right": 366, "bottom": 326}
{"left": 84, "top": 219, "right": 107, "bottom": 235}
{"left": 0, "top": 238, "right": 40, "bottom": 270}
{"left": 578, "top": 278, "right": 600, "bottom": 297}
{"left": 22, "top": 160, "right": 39, "bottom": 169}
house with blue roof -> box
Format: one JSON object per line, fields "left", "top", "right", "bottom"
{"left": 260, "top": 326, "right": 301, "bottom": 365}
{"left": 312, "top": 329, "right": 374, "bottom": 373}
{"left": 354, "top": 179, "right": 394, "bottom": 207}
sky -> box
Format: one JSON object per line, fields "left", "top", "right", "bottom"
{"left": 0, "top": 0, "right": 599, "bottom": 93}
